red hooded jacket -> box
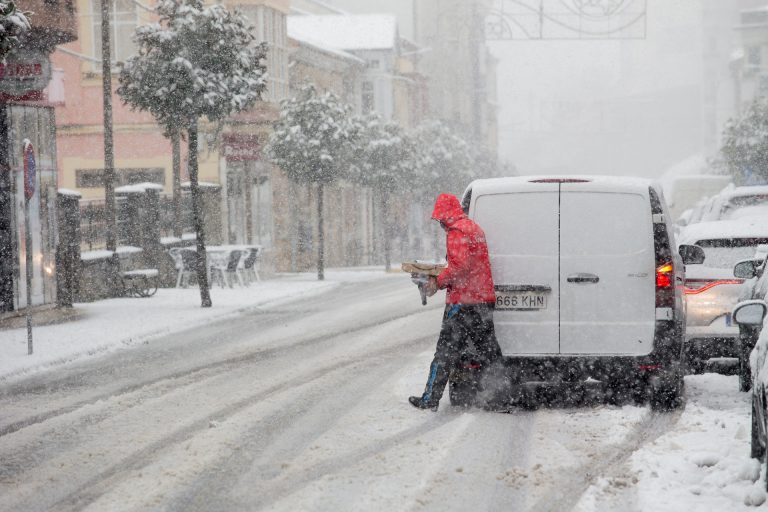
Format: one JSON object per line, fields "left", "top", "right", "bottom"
{"left": 431, "top": 194, "right": 496, "bottom": 305}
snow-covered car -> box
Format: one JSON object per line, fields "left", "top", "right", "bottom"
{"left": 463, "top": 176, "right": 703, "bottom": 410}
{"left": 731, "top": 300, "right": 768, "bottom": 491}
{"left": 719, "top": 185, "right": 768, "bottom": 221}
{"left": 678, "top": 217, "right": 768, "bottom": 376}
{"left": 733, "top": 245, "right": 768, "bottom": 391}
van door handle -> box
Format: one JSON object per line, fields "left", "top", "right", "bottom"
{"left": 567, "top": 273, "right": 600, "bottom": 284}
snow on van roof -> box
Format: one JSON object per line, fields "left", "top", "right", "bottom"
{"left": 469, "top": 175, "right": 654, "bottom": 195}
{"left": 679, "top": 216, "right": 768, "bottom": 244}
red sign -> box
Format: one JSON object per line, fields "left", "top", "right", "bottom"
{"left": 223, "top": 134, "right": 261, "bottom": 162}
{"left": 0, "top": 50, "right": 51, "bottom": 96}
{"left": 23, "top": 140, "right": 35, "bottom": 200}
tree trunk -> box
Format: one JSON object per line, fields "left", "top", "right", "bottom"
{"left": 100, "top": 0, "right": 119, "bottom": 295}
{"left": 381, "top": 192, "right": 391, "bottom": 272}
{"left": 244, "top": 162, "right": 253, "bottom": 244}
{"left": 317, "top": 182, "right": 325, "bottom": 281}
{"left": 188, "top": 119, "right": 212, "bottom": 307}
{"left": 171, "top": 130, "right": 182, "bottom": 238}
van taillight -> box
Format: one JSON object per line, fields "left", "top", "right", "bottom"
{"left": 656, "top": 263, "right": 674, "bottom": 289}
{"left": 656, "top": 262, "right": 674, "bottom": 308}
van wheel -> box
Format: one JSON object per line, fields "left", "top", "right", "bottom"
{"left": 449, "top": 379, "right": 477, "bottom": 408}
{"left": 751, "top": 397, "right": 765, "bottom": 460}
{"left": 650, "top": 371, "right": 684, "bottom": 411}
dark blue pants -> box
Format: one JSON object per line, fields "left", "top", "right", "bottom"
{"left": 420, "top": 303, "right": 502, "bottom": 404}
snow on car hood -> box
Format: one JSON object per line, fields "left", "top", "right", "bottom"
{"left": 679, "top": 217, "right": 768, "bottom": 245}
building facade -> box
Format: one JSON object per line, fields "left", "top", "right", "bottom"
{"left": 0, "top": 0, "right": 78, "bottom": 312}
{"left": 52, "top": 0, "right": 290, "bottom": 253}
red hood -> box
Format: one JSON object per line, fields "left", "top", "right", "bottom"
{"left": 431, "top": 194, "right": 466, "bottom": 227}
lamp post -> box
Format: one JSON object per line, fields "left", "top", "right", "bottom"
{"left": 101, "top": 0, "right": 118, "bottom": 292}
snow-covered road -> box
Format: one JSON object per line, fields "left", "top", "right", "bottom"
{"left": 0, "top": 277, "right": 764, "bottom": 511}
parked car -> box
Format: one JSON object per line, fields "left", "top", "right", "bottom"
{"left": 461, "top": 176, "right": 703, "bottom": 410}
{"left": 678, "top": 217, "right": 768, "bottom": 376}
{"left": 731, "top": 300, "right": 768, "bottom": 491}
{"left": 734, "top": 245, "right": 768, "bottom": 391}
{"left": 719, "top": 185, "right": 768, "bottom": 221}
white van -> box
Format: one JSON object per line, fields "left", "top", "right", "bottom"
{"left": 462, "top": 176, "right": 700, "bottom": 410}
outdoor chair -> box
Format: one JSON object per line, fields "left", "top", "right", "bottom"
{"left": 241, "top": 247, "right": 261, "bottom": 284}
{"left": 210, "top": 249, "right": 244, "bottom": 288}
{"left": 170, "top": 248, "right": 199, "bottom": 288}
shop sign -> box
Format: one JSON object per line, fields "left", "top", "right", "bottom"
{"left": 223, "top": 134, "right": 261, "bottom": 162}
{"left": 23, "top": 140, "right": 35, "bottom": 200}
{"left": 0, "top": 50, "right": 52, "bottom": 95}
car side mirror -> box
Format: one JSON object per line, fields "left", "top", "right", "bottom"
{"left": 679, "top": 244, "right": 705, "bottom": 265}
{"left": 733, "top": 300, "right": 768, "bottom": 326}
{"left": 734, "top": 259, "right": 758, "bottom": 279}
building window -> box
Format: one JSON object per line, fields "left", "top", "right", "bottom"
{"left": 91, "top": 0, "right": 139, "bottom": 66}
{"left": 76, "top": 168, "right": 165, "bottom": 188}
{"left": 367, "top": 59, "right": 380, "bottom": 69}
{"left": 240, "top": 5, "right": 288, "bottom": 103}
{"left": 748, "top": 46, "right": 762, "bottom": 68}
{"left": 362, "top": 81, "right": 374, "bottom": 114}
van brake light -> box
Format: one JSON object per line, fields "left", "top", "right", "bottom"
{"left": 529, "top": 178, "right": 591, "bottom": 184}
{"left": 656, "top": 263, "right": 674, "bottom": 289}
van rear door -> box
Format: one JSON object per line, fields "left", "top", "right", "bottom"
{"left": 473, "top": 184, "right": 560, "bottom": 355}
{"left": 559, "top": 189, "right": 656, "bottom": 355}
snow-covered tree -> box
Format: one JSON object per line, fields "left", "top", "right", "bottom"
{"left": 268, "top": 85, "right": 356, "bottom": 280}
{"left": 118, "top": 0, "right": 267, "bottom": 307}
{"left": 0, "top": 1, "right": 29, "bottom": 62}
{"left": 349, "top": 114, "right": 416, "bottom": 271}
{"left": 413, "top": 120, "right": 475, "bottom": 197}
{"left": 720, "top": 98, "right": 768, "bottom": 184}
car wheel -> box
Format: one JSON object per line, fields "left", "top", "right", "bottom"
{"left": 751, "top": 396, "right": 766, "bottom": 460}
{"left": 739, "top": 351, "right": 753, "bottom": 393}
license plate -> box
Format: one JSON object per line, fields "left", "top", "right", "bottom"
{"left": 495, "top": 292, "right": 548, "bottom": 310}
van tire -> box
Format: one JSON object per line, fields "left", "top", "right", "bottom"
{"left": 449, "top": 379, "right": 477, "bottom": 408}
{"left": 650, "top": 372, "right": 684, "bottom": 411}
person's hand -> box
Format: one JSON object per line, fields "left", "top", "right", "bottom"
{"left": 425, "top": 276, "right": 438, "bottom": 297}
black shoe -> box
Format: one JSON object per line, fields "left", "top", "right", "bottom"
{"left": 409, "top": 396, "right": 438, "bottom": 411}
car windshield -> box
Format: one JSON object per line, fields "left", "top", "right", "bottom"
{"left": 696, "top": 238, "right": 768, "bottom": 268}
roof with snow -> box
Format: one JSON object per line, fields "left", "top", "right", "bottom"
{"left": 287, "top": 14, "right": 398, "bottom": 51}
{"left": 290, "top": 33, "right": 365, "bottom": 64}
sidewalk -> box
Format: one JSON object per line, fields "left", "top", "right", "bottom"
{"left": 0, "top": 268, "right": 397, "bottom": 383}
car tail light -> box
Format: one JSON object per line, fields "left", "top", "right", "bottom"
{"left": 656, "top": 262, "right": 675, "bottom": 307}
{"left": 639, "top": 364, "right": 662, "bottom": 371}
{"left": 683, "top": 279, "right": 743, "bottom": 295}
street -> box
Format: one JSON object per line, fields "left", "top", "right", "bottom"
{"left": 1, "top": 277, "right": 756, "bottom": 512}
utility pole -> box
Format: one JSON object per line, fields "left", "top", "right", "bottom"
{"left": 101, "top": 0, "right": 118, "bottom": 291}
{"left": 471, "top": 0, "right": 484, "bottom": 144}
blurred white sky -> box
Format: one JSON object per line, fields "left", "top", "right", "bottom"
{"left": 490, "top": 0, "right": 736, "bottom": 178}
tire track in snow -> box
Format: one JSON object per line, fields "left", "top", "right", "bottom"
{"left": 526, "top": 407, "right": 683, "bottom": 512}
{"left": 43, "top": 332, "right": 437, "bottom": 512}
{"left": 0, "top": 297, "right": 441, "bottom": 439}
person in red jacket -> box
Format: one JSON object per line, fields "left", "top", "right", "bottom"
{"left": 409, "top": 193, "right": 502, "bottom": 411}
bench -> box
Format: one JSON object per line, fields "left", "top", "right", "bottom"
{"left": 120, "top": 269, "right": 159, "bottom": 298}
